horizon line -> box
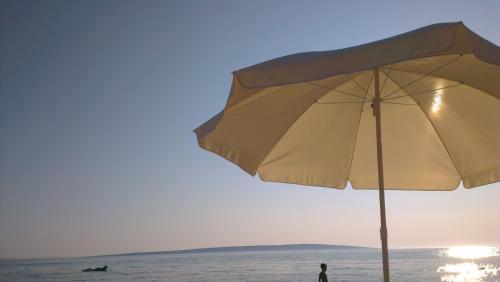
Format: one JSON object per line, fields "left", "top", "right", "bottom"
{"left": 2, "top": 243, "right": 498, "bottom": 261}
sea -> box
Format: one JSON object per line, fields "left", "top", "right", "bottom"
{"left": 1, "top": 246, "right": 499, "bottom": 281}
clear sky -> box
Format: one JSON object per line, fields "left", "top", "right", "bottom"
{"left": 1, "top": 0, "right": 499, "bottom": 259}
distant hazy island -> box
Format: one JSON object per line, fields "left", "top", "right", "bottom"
{"left": 96, "top": 244, "right": 372, "bottom": 257}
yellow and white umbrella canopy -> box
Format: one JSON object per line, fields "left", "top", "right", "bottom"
{"left": 194, "top": 22, "right": 500, "bottom": 281}
{"left": 195, "top": 22, "right": 500, "bottom": 190}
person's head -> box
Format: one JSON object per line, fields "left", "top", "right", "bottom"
{"left": 320, "top": 263, "right": 327, "bottom": 271}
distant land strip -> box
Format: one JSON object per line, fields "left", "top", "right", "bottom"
{"left": 92, "top": 244, "right": 374, "bottom": 257}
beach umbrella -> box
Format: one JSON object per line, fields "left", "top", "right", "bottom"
{"left": 193, "top": 22, "right": 500, "bottom": 282}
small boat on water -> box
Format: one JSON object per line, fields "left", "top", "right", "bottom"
{"left": 82, "top": 265, "right": 108, "bottom": 272}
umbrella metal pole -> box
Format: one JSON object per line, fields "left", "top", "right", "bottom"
{"left": 373, "top": 68, "right": 390, "bottom": 282}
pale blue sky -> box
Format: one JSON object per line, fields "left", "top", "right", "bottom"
{"left": 1, "top": 0, "right": 499, "bottom": 259}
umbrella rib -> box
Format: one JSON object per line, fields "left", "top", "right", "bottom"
{"left": 224, "top": 86, "right": 283, "bottom": 113}
{"left": 379, "top": 64, "right": 393, "bottom": 96}
{"left": 381, "top": 101, "right": 418, "bottom": 106}
{"left": 345, "top": 73, "right": 375, "bottom": 99}
{"left": 382, "top": 54, "right": 463, "bottom": 99}
{"left": 361, "top": 103, "right": 373, "bottom": 112}
{"left": 381, "top": 71, "right": 465, "bottom": 181}
{"left": 383, "top": 67, "right": 499, "bottom": 102}
{"left": 316, "top": 101, "right": 367, "bottom": 104}
{"left": 332, "top": 89, "right": 367, "bottom": 100}
{"left": 255, "top": 88, "right": 334, "bottom": 172}
{"left": 382, "top": 82, "right": 463, "bottom": 101}
{"left": 366, "top": 71, "right": 374, "bottom": 94}
{"left": 345, "top": 88, "right": 369, "bottom": 185}
{"left": 307, "top": 82, "right": 366, "bottom": 100}
{"left": 361, "top": 71, "right": 375, "bottom": 110}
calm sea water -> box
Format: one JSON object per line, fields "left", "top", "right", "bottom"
{"left": 1, "top": 248, "right": 499, "bottom": 281}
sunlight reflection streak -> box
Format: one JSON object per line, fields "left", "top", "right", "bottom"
{"left": 441, "top": 246, "right": 500, "bottom": 259}
{"left": 436, "top": 246, "right": 499, "bottom": 282}
{"left": 437, "top": 263, "right": 498, "bottom": 282}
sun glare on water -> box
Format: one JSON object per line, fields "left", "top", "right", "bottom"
{"left": 437, "top": 246, "right": 499, "bottom": 282}
{"left": 438, "top": 263, "right": 498, "bottom": 282}
{"left": 444, "top": 246, "right": 500, "bottom": 260}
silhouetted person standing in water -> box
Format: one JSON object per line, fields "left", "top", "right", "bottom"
{"left": 319, "top": 263, "right": 328, "bottom": 282}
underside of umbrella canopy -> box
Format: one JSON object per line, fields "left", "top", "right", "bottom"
{"left": 195, "top": 22, "right": 500, "bottom": 190}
